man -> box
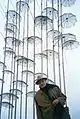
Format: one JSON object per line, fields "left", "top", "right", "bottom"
{"left": 35, "top": 74, "right": 67, "bottom": 119}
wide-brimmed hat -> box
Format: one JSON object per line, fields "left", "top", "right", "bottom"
{"left": 35, "top": 74, "right": 47, "bottom": 85}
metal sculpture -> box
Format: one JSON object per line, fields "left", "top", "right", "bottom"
{"left": 42, "top": 7, "right": 58, "bottom": 19}
{"left": 27, "top": 36, "right": 42, "bottom": 44}
{"left": 13, "top": 80, "right": 27, "bottom": 88}
{"left": 16, "top": 1, "right": 28, "bottom": 13}
{"left": 63, "top": 40, "right": 79, "bottom": 50}
{"left": 47, "top": 0, "right": 56, "bottom": 4}
{"left": 48, "top": 29, "right": 61, "bottom": 38}
{"left": 1, "top": 102, "right": 14, "bottom": 109}
{"left": 4, "top": 49, "right": 15, "bottom": 57}
{"left": 10, "top": 89, "right": 23, "bottom": 95}
{"left": 7, "top": 10, "right": 21, "bottom": 25}
{"left": 12, "top": 39, "right": 23, "bottom": 47}
{"left": 59, "top": 13, "right": 77, "bottom": 28}
{"left": 0, "top": 79, "right": 4, "bottom": 84}
{"left": 61, "top": 0, "right": 76, "bottom": 7}
{"left": 5, "top": 37, "right": 23, "bottom": 47}
{"left": 54, "top": 33, "right": 78, "bottom": 48}
{"left": 5, "top": 23, "right": 17, "bottom": 34}
{"left": 2, "top": 70, "right": 14, "bottom": 85}
{"left": 0, "top": 62, "right": 6, "bottom": 70}
{"left": 15, "top": 56, "right": 34, "bottom": 68}
{"left": 47, "top": 29, "right": 61, "bottom": 45}
{"left": 43, "top": 49, "right": 58, "bottom": 59}
{"left": 47, "top": 0, "right": 76, "bottom": 7}
{"left": 0, "top": 93, "right": 19, "bottom": 100}
{"left": 35, "top": 15, "right": 52, "bottom": 30}
{"left": 22, "top": 70, "right": 34, "bottom": 77}
{"left": 35, "top": 53, "right": 47, "bottom": 59}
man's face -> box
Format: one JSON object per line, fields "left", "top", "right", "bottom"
{"left": 39, "top": 79, "right": 47, "bottom": 88}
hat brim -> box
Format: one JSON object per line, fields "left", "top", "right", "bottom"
{"left": 36, "top": 78, "right": 47, "bottom": 85}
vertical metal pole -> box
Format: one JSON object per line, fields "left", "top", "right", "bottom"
{"left": 33, "top": 0, "right": 36, "bottom": 119}
{"left": 8, "top": 21, "right": 14, "bottom": 119}
{"left": 11, "top": 16, "right": 17, "bottom": 119}
{"left": 0, "top": 0, "right": 10, "bottom": 119}
{"left": 45, "top": 0, "right": 48, "bottom": 78}
{"left": 57, "top": 0, "right": 61, "bottom": 89}
{"left": 60, "top": 0, "right": 66, "bottom": 97}
{"left": 14, "top": 1, "right": 21, "bottom": 119}
{"left": 20, "top": 2, "right": 26, "bottom": 119}
{"left": 8, "top": 15, "right": 15, "bottom": 119}
{"left": 52, "top": 0, "right": 56, "bottom": 83}
{"left": 41, "top": 0, "right": 43, "bottom": 73}
{"left": 8, "top": 47, "right": 14, "bottom": 119}
{"left": 25, "top": 1, "right": 29, "bottom": 119}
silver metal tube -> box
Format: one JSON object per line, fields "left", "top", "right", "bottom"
{"left": 57, "top": 0, "right": 61, "bottom": 89}
{"left": 52, "top": 0, "right": 56, "bottom": 83}
{"left": 14, "top": 1, "right": 21, "bottom": 119}
{"left": 46, "top": 0, "right": 48, "bottom": 79}
{"left": 33, "top": 0, "right": 36, "bottom": 119}
{"left": 41, "top": 0, "right": 43, "bottom": 73}
{"left": 25, "top": 1, "right": 29, "bottom": 119}
{"left": 60, "top": 0, "right": 66, "bottom": 97}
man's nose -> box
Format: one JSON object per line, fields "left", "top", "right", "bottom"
{"left": 40, "top": 82, "right": 43, "bottom": 84}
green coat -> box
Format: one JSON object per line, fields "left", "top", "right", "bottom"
{"left": 35, "top": 84, "right": 66, "bottom": 119}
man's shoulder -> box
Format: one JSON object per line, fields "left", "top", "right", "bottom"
{"left": 35, "top": 90, "right": 41, "bottom": 96}
{"left": 47, "top": 83, "right": 59, "bottom": 88}
{"left": 36, "top": 89, "right": 40, "bottom": 93}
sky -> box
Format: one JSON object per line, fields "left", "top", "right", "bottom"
{"left": 0, "top": 0, "right": 80, "bottom": 119}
